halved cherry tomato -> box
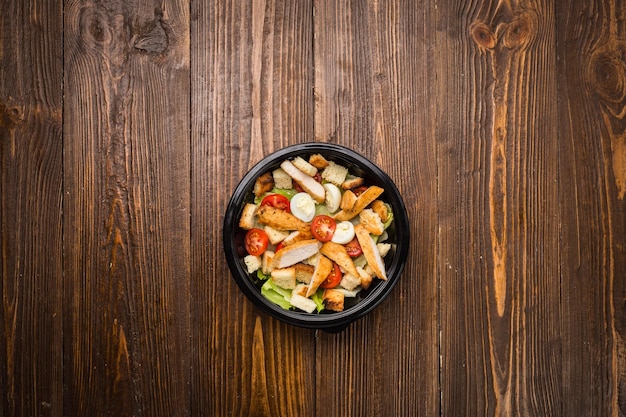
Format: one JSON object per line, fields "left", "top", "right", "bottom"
{"left": 344, "top": 237, "right": 363, "bottom": 257}
{"left": 245, "top": 228, "right": 269, "bottom": 256}
{"left": 275, "top": 241, "right": 285, "bottom": 253}
{"left": 261, "top": 194, "right": 291, "bottom": 212}
{"left": 320, "top": 262, "right": 342, "bottom": 289}
{"left": 310, "top": 215, "right": 336, "bottom": 242}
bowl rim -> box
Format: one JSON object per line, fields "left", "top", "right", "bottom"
{"left": 223, "top": 142, "right": 410, "bottom": 332}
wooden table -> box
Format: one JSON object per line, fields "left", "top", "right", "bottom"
{"left": 2, "top": 0, "right": 625, "bottom": 416}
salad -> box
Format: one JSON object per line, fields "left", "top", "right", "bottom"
{"left": 238, "top": 153, "right": 394, "bottom": 313}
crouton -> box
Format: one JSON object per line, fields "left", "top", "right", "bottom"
{"left": 294, "top": 263, "right": 314, "bottom": 284}
{"left": 271, "top": 267, "right": 296, "bottom": 289}
{"left": 377, "top": 243, "right": 392, "bottom": 258}
{"left": 244, "top": 255, "right": 262, "bottom": 274}
{"left": 339, "top": 272, "right": 361, "bottom": 291}
{"left": 290, "top": 293, "right": 318, "bottom": 313}
{"left": 254, "top": 172, "right": 274, "bottom": 197}
{"left": 272, "top": 168, "right": 293, "bottom": 189}
{"left": 323, "top": 289, "right": 345, "bottom": 312}
{"left": 262, "top": 251, "right": 275, "bottom": 275}
{"left": 341, "top": 176, "right": 364, "bottom": 190}
{"left": 263, "top": 225, "right": 290, "bottom": 245}
{"left": 359, "top": 208, "right": 385, "bottom": 236}
{"left": 357, "top": 266, "right": 373, "bottom": 289}
{"left": 309, "top": 153, "right": 330, "bottom": 169}
{"left": 321, "top": 161, "right": 349, "bottom": 186}
{"left": 293, "top": 283, "right": 308, "bottom": 297}
{"left": 292, "top": 156, "right": 318, "bottom": 176}
{"left": 239, "top": 203, "right": 257, "bottom": 230}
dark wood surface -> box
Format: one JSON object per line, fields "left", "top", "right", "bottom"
{"left": 1, "top": 1, "right": 625, "bottom": 416}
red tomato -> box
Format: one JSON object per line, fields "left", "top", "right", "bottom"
{"left": 245, "top": 228, "right": 269, "bottom": 256}
{"left": 261, "top": 194, "right": 291, "bottom": 212}
{"left": 275, "top": 241, "right": 285, "bottom": 252}
{"left": 344, "top": 237, "right": 363, "bottom": 257}
{"left": 310, "top": 215, "right": 336, "bottom": 242}
{"left": 320, "top": 262, "right": 342, "bottom": 289}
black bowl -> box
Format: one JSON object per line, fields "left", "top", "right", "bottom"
{"left": 223, "top": 143, "right": 410, "bottom": 332}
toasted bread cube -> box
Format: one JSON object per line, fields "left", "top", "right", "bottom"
{"left": 290, "top": 293, "right": 317, "bottom": 313}
{"left": 254, "top": 172, "right": 274, "bottom": 197}
{"left": 271, "top": 267, "right": 296, "bottom": 289}
{"left": 359, "top": 208, "right": 385, "bottom": 235}
{"left": 264, "top": 225, "right": 290, "bottom": 245}
{"left": 357, "top": 266, "right": 373, "bottom": 289}
{"left": 239, "top": 203, "right": 257, "bottom": 230}
{"left": 341, "top": 176, "right": 364, "bottom": 190}
{"left": 292, "top": 156, "right": 318, "bottom": 176}
{"left": 293, "top": 283, "right": 308, "bottom": 297}
{"left": 272, "top": 168, "right": 293, "bottom": 189}
{"left": 262, "top": 250, "right": 275, "bottom": 275}
{"left": 377, "top": 243, "right": 392, "bottom": 258}
{"left": 244, "top": 255, "right": 262, "bottom": 274}
{"left": 339, "top": 272, "right": 361, "bottom": 291}
{"left": 309, "top": 153, "right": 330, "bottom": 169}
{"left": 321, "top": 161, "right": 348, "bottom": 186}
{"left": 323, "top": 289, "right": 345, "bottom": 312}
{"left": 294, "top": 263, "right": 314, "bottom": 284}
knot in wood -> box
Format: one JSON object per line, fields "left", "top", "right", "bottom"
{"left": 470, "top": 22, "right": 496, "bottom": 50}
{"left": 80, "top": 7, "right": 112, "bottom": 46}
{"left": 502, "top": 12, "right": 536, "bottom": 49}
{"left": 134, "top": 21, "right": 169, "bottom": 55}
{"left": 588, "top": 49, "right": 626, "bottom": 104}
{"left": 0, "top": 103, "right": 24, "bottom": 128}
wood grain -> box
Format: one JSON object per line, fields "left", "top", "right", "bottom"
{"left": 436, "top": 1, "right": 561, "bottom": 415}
{"left": 190, "top": 1, "right": 316, "bottom": 416}
{"left": 0, "top": 1, "right": 64, "bottom": 416}
{"left": 313, "top": 1, "right": 439, "bottom": 416}
{"left": 63, "top": 0, "right": 190, "bottom": 415}
{"left": 557, "top": 0, "right": 626, "bottom": 414}
{"left": 1, "top": 0, "right": 626, "bottom": 416}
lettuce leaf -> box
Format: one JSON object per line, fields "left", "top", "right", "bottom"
{"left": 311, "top": 289, "right": 325, "bottom": 312}
{"left": 261, "top": 279, "right": 293, "bottom": 310}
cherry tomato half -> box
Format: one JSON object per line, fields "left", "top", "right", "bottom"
{"left": 344, "top": 237, "right": 363, "bottom": 257}
{"left": 275, "top": 241, "right": 285, "bottom": 253}
{"left": 320, "top": 262, "right": 342, "bottom": 289}
{"left": 245, "top": 228, "right": 269, "bottom": 256}
{"left": 310, "top": 215, "right": 336, "bottom": 242}
{"left": 261, "top": 194, "right": 291, "bottom": 212}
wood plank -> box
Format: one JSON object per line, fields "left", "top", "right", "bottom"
{"left": 190, "top": 1, "right": 316, "bottom": 415}
{"left": 435, "top": 1, "right": 561, "bottom": 415}
{"left": 62, "top": 1, "right": 191, "bottom": 415}
{"left": 0, "top": 1, "right": 64, "bottom": 416}
{"left": 556, "top": 0, "right": 626, "bottom": 414}
{"left": 313, "top": 1, "right": 440, "bottom": 416}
